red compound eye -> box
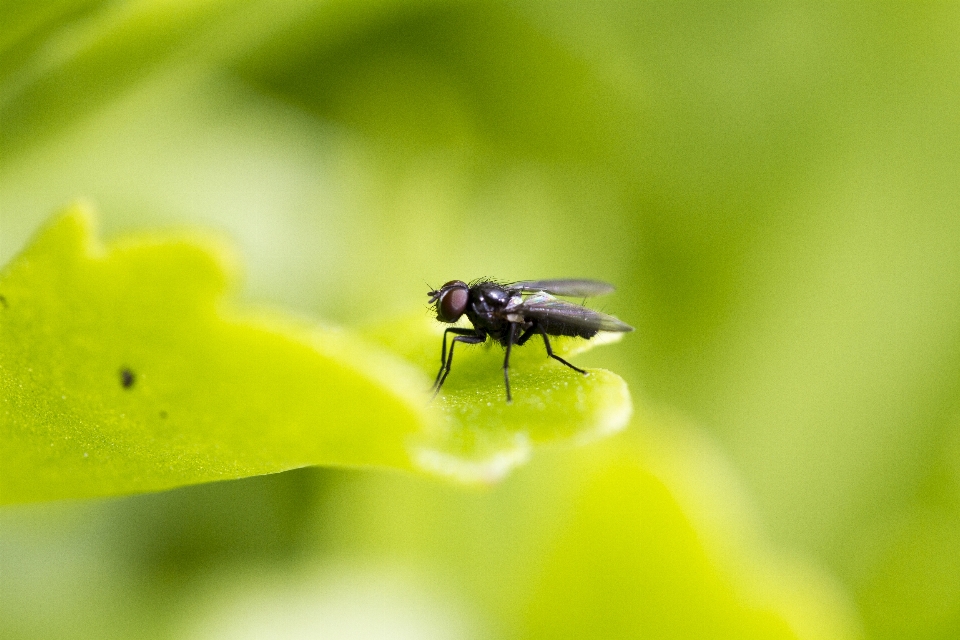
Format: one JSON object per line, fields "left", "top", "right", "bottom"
{"left": 438, "top": 286, "right": 468, "bottom": 322}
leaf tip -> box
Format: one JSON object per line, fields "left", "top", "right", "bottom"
{"left": 23, "top": 202, "right": 100, "bottom": 262}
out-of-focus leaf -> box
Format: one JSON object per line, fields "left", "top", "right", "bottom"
{"left": 856, "top": 420, "right": 960, "bottom": 639}
{"left": 0, "top": 0, "right": 339, "bottom": 162}
{"left": 236, "top": 0, "right": 617, "bottom": 161}
{"left": 0, "top": 0, "right": 245, "bottom": 159}
{"left": 0, "top": 208, "right": 633, "bottom": 503}
{"left": 519, "top": 452, "right": 795, "bottom": 639}
{"left": 296, "top": 421, "right": 858, "bottom": 640}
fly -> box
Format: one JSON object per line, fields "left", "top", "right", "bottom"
{"left": 427, "top": 279, "right": 633, "bottom": 403}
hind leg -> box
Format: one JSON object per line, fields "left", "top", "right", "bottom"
{"left": 539, "top": 326, "right": 587, "bottom": 375}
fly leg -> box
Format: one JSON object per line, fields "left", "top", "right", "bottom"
{"left": 538, "top": 325, "right": 587, "bottom": 375}
{"left": 516, "top": 323, "right": 537, "bottom": 346}
{"left": 433, "top": 331, "right": 485, "bottom": 398}
{"left": 503, "top": 322, "right": 519, "bottom": 403}
{"left": 433, "top": 327, "right": 480, "bottom": 389}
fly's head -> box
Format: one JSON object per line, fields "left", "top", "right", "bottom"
{"left": 428, "top": 280, "right": 469, "bottom": 323}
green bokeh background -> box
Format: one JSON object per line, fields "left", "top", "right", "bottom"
{"left": 2, "top": 1, "right": 959, "bottom": 638}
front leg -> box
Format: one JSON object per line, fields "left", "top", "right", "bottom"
{"left": 433, "top": 327, "right": 481, "bottom": 389}
{"left": 433, "top": 331, "right": 486, "bottom": 398}
{"left": 539, "top": 326, "right": 587, "bottom": 375}
{"left": 503, "top": 322, "right": 519, "bottom": 403}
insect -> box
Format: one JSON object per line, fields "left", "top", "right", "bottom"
{"left": 427, "top": 279, "right": 633, "bottom": 402}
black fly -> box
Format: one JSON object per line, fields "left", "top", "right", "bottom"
{"left": 427, "top": 279, "right": 633, "bottom": 402}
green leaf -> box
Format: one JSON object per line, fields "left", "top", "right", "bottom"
{"left": 0, "top": 208, "right": 632, "bottom": 503}
{"left": 0, "top": 206, "right": 430, "bottom": 504}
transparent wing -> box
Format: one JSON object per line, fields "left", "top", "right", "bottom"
{"left": 509, "top": 279, "right": 615, "bottom": 297}
{"left": 516, "top": 295, "right": 634, "bottom": 333}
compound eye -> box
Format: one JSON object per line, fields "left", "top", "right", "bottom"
{"left": 438, "top": 286, "right": 468, "bottom": 322}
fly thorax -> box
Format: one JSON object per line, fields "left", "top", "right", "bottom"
{"left": 484, "top": 287, "right": 509, "bottom": 306}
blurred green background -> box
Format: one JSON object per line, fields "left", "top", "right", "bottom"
{"left": 2, "top": 1, "right": 959, "bottom": 638}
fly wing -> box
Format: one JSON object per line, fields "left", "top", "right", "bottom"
{"left": 510, "top": 279, "right": 615, "bottom": 298}
{"left": 516, "top": 295, "right": 634, "bottom": 333}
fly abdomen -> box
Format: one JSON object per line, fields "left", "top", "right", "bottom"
{"left": 538, "top": 319, "right": 599, "bottom": 340}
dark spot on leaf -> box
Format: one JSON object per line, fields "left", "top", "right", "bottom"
{"left": 159, "top": 410, "right": 168, "bottom": 419}
{"left": 120, "top": 367, "right": 136, "bottom": 389}
{"left": 0, "top": 294, "right": 7, "bottom": 308}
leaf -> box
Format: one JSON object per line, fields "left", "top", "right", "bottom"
{"left": 0, "top": 208, "right": 633, "bottom": 503}
{"left": 0, "top": 206, "right": 431, "bottom": 504}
